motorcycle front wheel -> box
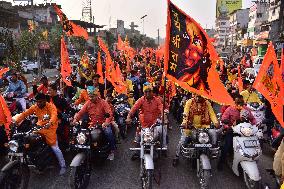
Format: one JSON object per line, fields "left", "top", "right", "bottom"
{"left": 0, "top": 162, "right": 30, "bottom": 189}
{"left": 141, "top": 169, "right": 153, "bottom": 189}
{"left": 69, "top": 162, "right": 91, "bottom": 189}
{"left": 243, "top": 171, "right": 261, "bottom": 189}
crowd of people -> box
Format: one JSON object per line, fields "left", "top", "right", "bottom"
{"left": 0, "top": 46, "right": 283, "bottom": 187}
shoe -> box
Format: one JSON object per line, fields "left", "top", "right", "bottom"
{"left": 59, "top": 167, "right": 67, "bottom": 175}
{"left": 131, "top": 153, "right": 140, "bottom": 161}
{"left": 107, "top": 152, "right": 115, "bottom": 161}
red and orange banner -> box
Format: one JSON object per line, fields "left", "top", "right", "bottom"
{"left": 53, "top": 5, "right": 88, "bottom": 40}
{"left": 164, "top": 0, "right": 234, "bottom": 105}
{"left": 60, "top": 37, "right": 72, "bottom": 86}
{"left": 253, "top": 42, "right": 284, "bottom": 127}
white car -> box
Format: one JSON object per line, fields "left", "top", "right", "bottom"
{"left": 21, "top": 60, "right": 39, "bottom": 73}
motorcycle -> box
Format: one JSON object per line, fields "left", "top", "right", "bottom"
{"left": 175, "top": 126, "right": 220, "bottom": 189}
{"left": 129, "top": 120, "right": 167, "bottom": 189}
{"left": 68, "top": 119, "right": 111, "bottom": 189}
{"left": 3, "top": 92, "right": 23, "bottom": 115}
{"left": 113, "top": 94, "right": 131, "bottom": 139}
{"left": 228, "top": 122, "right": 262, "bottom": 189}
{"left": 0, "top": 115, "right": 54, "bottom": 189}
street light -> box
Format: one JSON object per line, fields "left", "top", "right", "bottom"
{"left": 140, "top": 14, "right": 147, "bottom": 35}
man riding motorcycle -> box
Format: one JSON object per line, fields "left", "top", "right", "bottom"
{"left": 173, "top": 94, "right": 219, "bottom": 164}
{"left": 72, "top": 87, "right": 116, "bottom": 160}
{"left": 4, "top": 72, "right": 27, "bottom": 111}
{"left": 218, "top": 94, "right": 256, "bottom": 170}
{"left": 12, "top": 93, "right": 66, "bottom": 175}
{"left": 126, "top": 83, "right": 165, "bottom": 159}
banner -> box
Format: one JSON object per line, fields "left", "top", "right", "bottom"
{"left": 281, "top": 48, "right": 284, "bottom": 105}
{"left": 253, "top": 42, "right": 284, "bottom": 127}
{"left": 60, "top": 37, "right": 72, "bottom": 86}
{"left": 53, "top": 5, "right": 88, "bottom": 40}
{"left": 216, "top": 0, "right": 242, "bottom": 18}
{"left": 164, "top": 1, "right": 234, "bottom": 105}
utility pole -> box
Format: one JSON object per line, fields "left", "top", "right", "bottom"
{"left": 141, "top": 15, "right": 147, "bottom": 35}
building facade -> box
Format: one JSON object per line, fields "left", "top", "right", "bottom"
{"left": 214, "top": 17, "right": 230, "bottom": 51}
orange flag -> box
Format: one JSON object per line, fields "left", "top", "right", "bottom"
{"left": 97, "top": 51, "right": 104, "bottom": 84}
{"left": 117, "top": 35, "right": 124, "bottom": 51}
{"left": 53, "top": 5, "right": 88, "bottom": 40}
{"left": 0, "top": 95, "right": 12, "bottom": 135}
{"left": 164, "top": 1, "right": 234, "bottom": 105}
{"left": 0, "top": 67, "right": 9, "bottom": 79}
{"left": 281, "top": 48, "right": 284, "bottom": 103}
{"left": 253, "top": 42, "right": 284, "bottom": 127}
{"left": 61, "top": 37, "right": 72, "bottom": 86}
{"left": 98, "top": 37, "right": 127, "bottom": 93}
{"left": 237, "top": 65, "right": 243, "bottom": 92}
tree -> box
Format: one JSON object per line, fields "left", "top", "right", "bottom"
{"left": 48, "top": 24, "right": 63, "bottom": 57}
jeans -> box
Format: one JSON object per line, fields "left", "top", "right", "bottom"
{"left": 15, "top": 97, "right": 26, "bottom": 111}
{"left": 51, "top": 141, "right": 66, "bottom": 168}
{"left": 219, "top": 130, "right": 234, "bottom": 163}
{"left": 103, "top": 126, "right": 116, "bottom": 151}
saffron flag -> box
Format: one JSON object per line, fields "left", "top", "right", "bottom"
{"left": 164, "top": 1, "right": 234, "bottom": 105}
{"left": 98, "top": 37, "right": 127, "bottom": 93}
{"left": 253, "top": 42, "right": 284, "bottom": 127}
{"left": 0, "top": 67, "right": 9, "bottom": 79}
{"left": 281, "top": 48, "right": 284, "bottom": 103}
{"left": 53, "top": 5, "right": 88, "bottom": 40}
{"left": 97, "top": 51, "right": 104, "bottom": 84}
{"left": 237, "top": 65, "right": 243, "bottom": 92}
{"left": 61, "top": 37, "right": 72, "bottom": 86}
{"left": 0, "top": 95, "right": 12, "bottom": 135}
{"left": 117, "top": 35, "right": 124, "bottom": 51}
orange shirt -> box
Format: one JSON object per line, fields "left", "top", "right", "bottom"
{"left": 15, "top": 102, "right": 58, "bottom": 146}
{"left": 74, "top": 89, "right": 89, "bottom": 105}
{"left": 129, "top": 96, "right": 163, "bottom": 128}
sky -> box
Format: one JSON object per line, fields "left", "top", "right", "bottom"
{"left": 9, "top": 0, "right": 253, "bottom": 38}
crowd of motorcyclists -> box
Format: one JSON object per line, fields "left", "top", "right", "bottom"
{"left": 0, "top": 48, "right": 283, "bottom": 189}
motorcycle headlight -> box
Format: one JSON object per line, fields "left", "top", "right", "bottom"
{"left": 76, "top": 132, "right": 87, "bottom": 145}
{"left": 241, "top": 127, "right": 253, "bottom": 137}
{"left": 198, "top": 132, "right": 209, "bottom": 144}
{"left": 8, "top": 140, "right": 19, "bottom": 152}
{"left": 143, "top": 131, "right": 154, "bottom": 143}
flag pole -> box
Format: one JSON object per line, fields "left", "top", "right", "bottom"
{"left": 160, "top": 74, "right": 167, "bottom": 156}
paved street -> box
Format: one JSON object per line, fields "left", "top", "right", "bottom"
{"left": 0, "top": 115, "right": 278, "bottom": 189}
{"left": 25, "top": 69, "right": 59, "bottom": 84}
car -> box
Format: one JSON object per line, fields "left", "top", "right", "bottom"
{"left": 20, "top": 60, "right": 39, "bottom": 73}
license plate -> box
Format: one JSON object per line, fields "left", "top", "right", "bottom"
{"left": 8, "top": 152, "right": 23, "bottom": 157}
{"left": 244, "top": 140, "right": 258, "bottom": 148}
{"left": 194, "top": 144, "right": 212, "bottom": 148}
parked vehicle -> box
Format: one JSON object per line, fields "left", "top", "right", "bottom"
{"left": 130, "top": 120, "right": 167, "bottom": 189}
{"left": 174, "top": 126, "right": 220, "bottom": 189}
{"left": 21, "top": 60, "right": 39, "bottom": 74}
{"left": 68, "top": 120, "right": 111, "bottom": 189}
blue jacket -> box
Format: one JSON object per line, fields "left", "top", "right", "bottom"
{"left": 5, "top": 80, "right": 27, "bottom": 98}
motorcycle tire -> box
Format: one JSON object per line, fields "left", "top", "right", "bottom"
{"left": 243, "top": 171, "right": 261, "bottom": 189}
{"left": 141, "top": 169, "right": 153, "bottom": 189}
{"left": 198, "top": 160, "right": 210, "bottom": 189}
{"left": 69, "top": 164, "right": 91, "bottom": 189}
{"left": 0, "top": 163, "right": 30, "bottom": 189}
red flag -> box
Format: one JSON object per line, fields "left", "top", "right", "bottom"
{"left": 281, "top": 48, "right": 284, "bottom": 102}
{"left": 97, "top": 51, "right": 104, "bottom": 84}
{"left": 53, "top": 5, "right": 88, "bottom": 40}
{"left": 237, "top": 65, "right": 243, "bottom": 92}
{"left": 0, "top": 67, "right": 9, "bottom": 79}
{"left": 0, "top": 95, "right": 11, "bottom": 135}
{"left": 164, "top": 1, "right": 234, "bottom": 105}
{"left": 61, "top": 37, "right": 72, "bottom": 86}
{"left": 253, "top": 42, "right": 284, "bottom": 127}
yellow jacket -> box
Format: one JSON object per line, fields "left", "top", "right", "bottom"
{"left": 182, "top": 99, "right": 218, "bottom": 129}
{"left": 240, "top": 90, "right": 262, "bottom": 104}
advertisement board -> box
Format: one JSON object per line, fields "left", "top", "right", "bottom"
{"left": 216, "top": 0, "right": 242, "bottom": 18}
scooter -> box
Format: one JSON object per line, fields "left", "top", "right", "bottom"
{"left": 230, "top": 122, "right": 262, "bottom": 189}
